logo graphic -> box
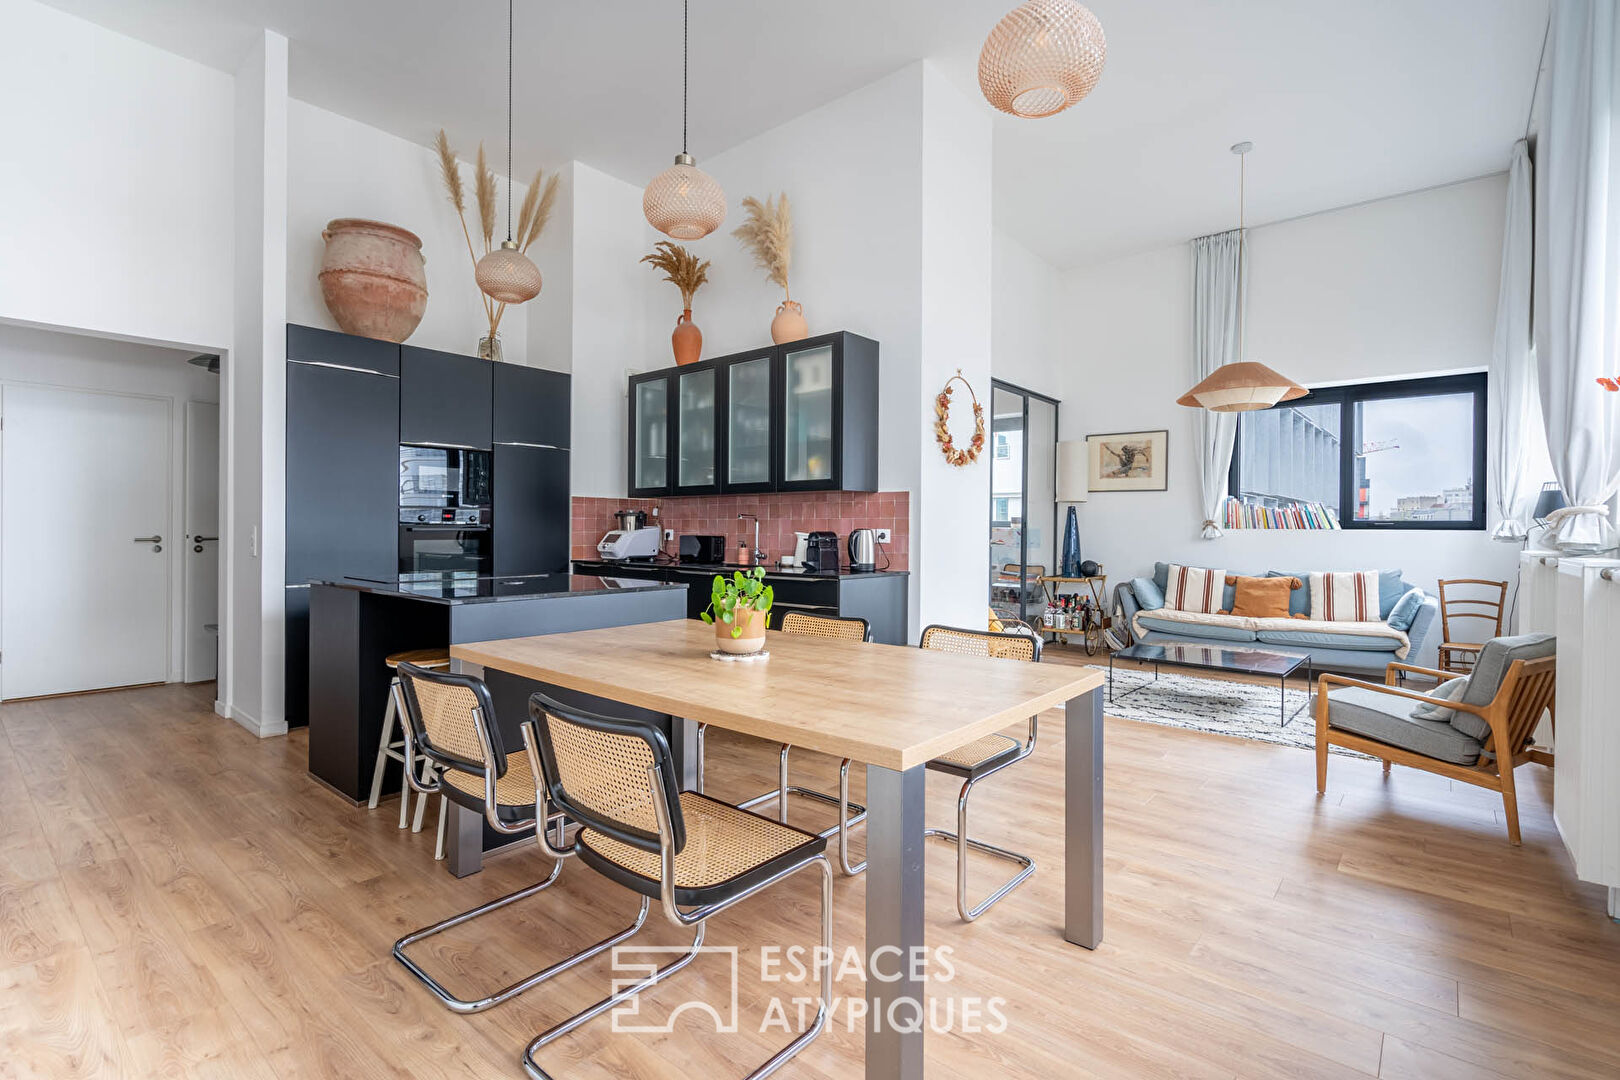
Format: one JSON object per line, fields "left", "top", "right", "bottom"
{"left": 609, "top": 945, "right": 740, "bottom": 1034}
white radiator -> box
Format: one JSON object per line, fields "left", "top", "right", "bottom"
{"left": 1545, "top": 554, "right": 1620, "bottom": 919}
{"left": 1518, "top": 551, "right": 1560, "bottom": 746}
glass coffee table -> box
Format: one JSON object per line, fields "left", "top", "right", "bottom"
{"left": 1109, "top": 640, "right": 1315, "bottom": 726}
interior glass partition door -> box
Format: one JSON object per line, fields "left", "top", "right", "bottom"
{"left": 988, "top": 381, "right": 1058, "bottom": 626}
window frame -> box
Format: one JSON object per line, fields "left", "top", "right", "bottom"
{"left": 1227, "top": 371, "right": 1488, "bottom": 531}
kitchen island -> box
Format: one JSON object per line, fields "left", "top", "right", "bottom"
{"left": 307, "top": 572, "right": 687, "bottom": 874}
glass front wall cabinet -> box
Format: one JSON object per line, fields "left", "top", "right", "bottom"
{"left": 675, "top": 363, "right": 719, "bottom": 494}
{"left": 628, "top": 372, "right": 670, "bottom": 496}
{"left": 724, "top": 352, "right": 774, "bottom": 492}
{"left": 781, "top": 342, "right": 836, "bottom": 487}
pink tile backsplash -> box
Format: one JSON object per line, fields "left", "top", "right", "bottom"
{"left": 572, "top": 492, "right": 910, "bottom": 570}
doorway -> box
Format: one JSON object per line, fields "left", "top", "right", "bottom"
{"left": 0, "top": 326, "right": 222, "bottom": 701}
{"left": 987, "top": 381, "right": 1058, "bottom": 627}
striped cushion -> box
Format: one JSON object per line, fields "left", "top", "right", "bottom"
{"left": 1165, "top": 564, "right": 1226, "bottom": 614}
{"left": 1309, "top": 571, "right": 1380, "bottom": 622}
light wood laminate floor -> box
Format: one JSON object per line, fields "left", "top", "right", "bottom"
{"left": 2, "top": 661, "right": 1618, "bottom": 1079}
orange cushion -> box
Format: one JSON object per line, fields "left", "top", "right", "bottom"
{"left": 1227, "top": 575, "right": 1299, "bottom": 619}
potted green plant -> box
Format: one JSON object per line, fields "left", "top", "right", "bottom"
{"left": 702, "top": 567, "right": 774, "bottom": 655}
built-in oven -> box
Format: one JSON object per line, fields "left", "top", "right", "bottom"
{"left": 399, "top": 444, "right": 492, "bottom": 514}
{"left": 399, "top": 445, "right": 493, "bottom": 575}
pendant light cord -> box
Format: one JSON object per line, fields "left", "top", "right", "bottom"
{"left": 682, "top": 0, "right": 689, "bottom": 154}
{"left": 1237, "top": 147, "right": 1247, "bottom": 363}
{"left": 506, "top": 0, "right": 514, "bottom": 241}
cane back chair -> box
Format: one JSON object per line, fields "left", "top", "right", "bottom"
{"left": 701, "top": 611, "right": 872, "bottom": 875}
{"left": 389, "top": 663, "right": 578, "bottom": 1013}
{"left": 917, "top": 624, "right": 1043, "bottom": 921}
{"left": 520, "top": 693, "right": 833, "bottom": 1080}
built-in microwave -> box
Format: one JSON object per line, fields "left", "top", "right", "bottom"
{"left": 399, "top": 444, "right": 492, "bottom": 515}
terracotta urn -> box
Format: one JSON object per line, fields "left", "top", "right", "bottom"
{"left": 771, "top": 300, "right": 808, "bottom": 344}
{"left": 715, "top": 606, "right": 768, "bottom": 654}
{"left": 319, "top": 218, "right": 428, "bottom": 343}
{"left": 672, "top": 308, "right": 703, "bottom": 366}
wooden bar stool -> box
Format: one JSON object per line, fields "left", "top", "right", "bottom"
{"left": 368, "top": 649, "right": 450, "bottom": 854}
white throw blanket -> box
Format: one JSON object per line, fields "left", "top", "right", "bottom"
{"left": 1132, "top": 606, "right": 1410, "bottom": 659}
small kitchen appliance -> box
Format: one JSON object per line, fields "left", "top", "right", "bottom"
{"left": 597, "top": 526, "right": 661, "bottom": 561}
{"left": 802, "top": 530, "right": 840, "bottom": 573}
{"left": 678, "top": 534, "right": 728, "bottom": 564}
{"left": 848, "top": 528, "right": 878, "bottom": 572}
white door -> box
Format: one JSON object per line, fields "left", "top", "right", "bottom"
{"left": 1, "top": 385, "right": 170, "bottom": 699}
{"left": 183, "top": 401, "right": 219, "bottom": 683}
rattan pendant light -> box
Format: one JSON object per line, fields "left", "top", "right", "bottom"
{"left": 475, "top": 0, "right": 543, "bottom": 304}
{"left": 643, "top": 0, "right": 726, "bottom": 240}
{"left": 979, "top": 0, "right": 1107, "bottom": 119}
{"left": 1177, "top": 142, "right": 1307, "bottom": 412}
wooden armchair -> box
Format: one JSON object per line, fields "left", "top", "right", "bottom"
{"left": 1314, "top": 634, "right": 1555, "bottom": 844}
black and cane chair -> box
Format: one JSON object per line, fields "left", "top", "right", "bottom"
{"left": 699, "top": 611, "right": 871, "bottom": 875}
{"left": 520, "top": 694, "right": 833, "bottom": 1080}
{"left": 918, "top": 624, "right": 1042, "bottom": 922}
{"left": 390, "top": 663, "right": 612, "bottom": 1014}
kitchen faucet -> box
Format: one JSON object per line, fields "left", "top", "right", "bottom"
{"left": 737, "top": 513, "right": 764, "bottom": 566}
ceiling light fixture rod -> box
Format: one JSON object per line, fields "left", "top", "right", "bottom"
{"left": 1232, "top": 140, "right": 1252, "bottom": 363}
{"left": 682, "top": 0, "right": 689, "bottom": 155}
{"left": 506, "top": 0, "right": 514, "bottom": 241}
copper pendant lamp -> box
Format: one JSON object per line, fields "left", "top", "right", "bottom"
{"left": 1178, "top": 142, "right": 1306, "bottom": 412}
{"left": 643, "top": 0, "right": 726, "bottom": 240}
{"left": 979, "top": 0, "right": 1107, "bottom": 119}
{"left": 475, "top": 0, "right": 543, "bottom": 304}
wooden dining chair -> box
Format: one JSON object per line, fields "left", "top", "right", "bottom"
{"left": 918, "top": 624, "right": 1043, "bottom": 921}
{"left": 520, "top": 693, "right": 833, "bottom": 1080}
{"left": 1436, "top": 578, "right": 1508, "bottom": 674}
{"left": 389, "top": 663, "right": 578, "bottom": 1014}
{"left": 1315, "top": 633, "right": 1555, "bottom": 844}
{"left": 696, "top": 611, "right": 872, "bottom": 875}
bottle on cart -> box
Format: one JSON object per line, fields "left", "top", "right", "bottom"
{"left": 1043, "top": 598, "right": 1056, "bottom": 628}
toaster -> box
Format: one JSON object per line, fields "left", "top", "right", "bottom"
{"left": 679, "top": 534, "right": 728, "bottom": 564}
{"left": 802, "top": 530, "right": 841, "bottom": 573}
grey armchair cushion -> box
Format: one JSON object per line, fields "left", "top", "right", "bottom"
{"left": 1409, "top": 675, "right": 1468, "bottom": 722}
{"left": 1326, "top": 686, "right": 1484, "bottom": 765}
{"left": 1452, "top": 633, "right": 1556, "bottom": 742}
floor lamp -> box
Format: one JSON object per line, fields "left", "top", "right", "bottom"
{"left": 1056, "top": 441, "right": 1088, "bottom": 577}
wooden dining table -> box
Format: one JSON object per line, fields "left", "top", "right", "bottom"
{"left": 451, "top": 618, "right": 1105, "bottom": 1080}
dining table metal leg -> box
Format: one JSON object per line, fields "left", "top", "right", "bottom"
{"left": 864, "top": 762, "right": 926, "bottom": 1080}
{"left": 1064, "top": 686, "right": 1104, "bottom": 949}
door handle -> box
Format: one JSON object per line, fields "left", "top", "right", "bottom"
{"left": 133, "top": 536, "right": 162, "bottom": 544}
{"left": 193, "top": 535, "right": 218, "bottom": 542}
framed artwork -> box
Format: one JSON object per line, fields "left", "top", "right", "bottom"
{"left": 1086, "top": 429, "right": 1168, "bottom": 492}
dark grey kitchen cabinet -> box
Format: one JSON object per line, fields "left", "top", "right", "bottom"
{"left": 625, "top": 331, "right": 878, "bottom": 496}
{"left": 493, "top": 363, "right": 570, "bottom": 448}
{"left": 285, "top": 353, "right": 400, "bottom": 725}
{"left": 286, "top": 323, "right": 399, "bottom": 375}
{"left": 493, "top": 444, "right": 570, "bottom": 575}
{"left": 400, "top": 345, "right": 493, "bottom": 449}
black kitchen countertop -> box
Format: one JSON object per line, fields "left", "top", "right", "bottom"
{"left": 318, "top": 572, "right": 689, "bottom": 605}
{"left": 571, "top": 559, "right": 909, "bottom": 581}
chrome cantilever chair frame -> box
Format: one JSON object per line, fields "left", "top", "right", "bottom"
{"left": 695, "top": 611, "right": 871, "bottom": 875}
{"left": 390, "top": 665, "right": 635, "bottom": 1015}
{"left": 915, "top": 624, "right": 1044, "bottom": 922}
{"left": 519, "top": 699, "right": 833, "bottom": 1080}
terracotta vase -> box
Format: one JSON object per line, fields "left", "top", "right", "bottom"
{"left": 672, "top": 308, "right": 702, "bottom": 366}
{"left": 318, "top": 219, "right": 428, "bottom": 343}
{"left": 771, "top": 300, "right": 808, "bottom": 344}
{"left": 715, "top": 606, "right": 768, "bottom": 654}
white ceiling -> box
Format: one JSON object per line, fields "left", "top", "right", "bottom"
{"left": 42, "top": 0, "right": 1548, "bottom": 269}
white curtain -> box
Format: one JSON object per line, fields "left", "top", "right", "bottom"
{"left": 1191, "top": 230, "right": 1243, "bottom": 539}
{"left": 1490, "top": 140, "right": 1537, "bottom": 541}
{"left": 1534, "top": 0, "right": 1620, "bottom": 552}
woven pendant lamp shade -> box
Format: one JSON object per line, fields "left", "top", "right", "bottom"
{"left": 1176, "top": 362, "right": 1308, "bottom": 412}
{"left": 475, "top": 241, "right": 543, "bottom": 304}
{"left": 979, "top": 0, "right": 1107, "bottom": 119}
{"left": 644, "top": 153, "right": 727, "bottom": 240}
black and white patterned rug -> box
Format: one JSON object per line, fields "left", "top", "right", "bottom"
{"left": 1088, "top": 664, "right": 1360, "bottom": 756}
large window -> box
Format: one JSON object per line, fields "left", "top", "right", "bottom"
{"left": 1228, "top": 373, "right": 1487, "bottom": 530}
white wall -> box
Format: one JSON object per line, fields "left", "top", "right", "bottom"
{"left": 0, "top": 0, "right": 233, "bottom": 352}
{"left": 992, "top": 228, "right": 1064, "bottom": 399}
{"left": 1059, "top": 175, "right": 1519, "bottom": 665}
{"left": 0, "top": 324, "right": 220, "bottom": 687}
{"left": 286, "top": 100, "right": 537, "bottom": 365}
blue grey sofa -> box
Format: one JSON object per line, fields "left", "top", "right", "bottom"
{"left": 1115, "top": 563, "right": 1439, "bottom": 677}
